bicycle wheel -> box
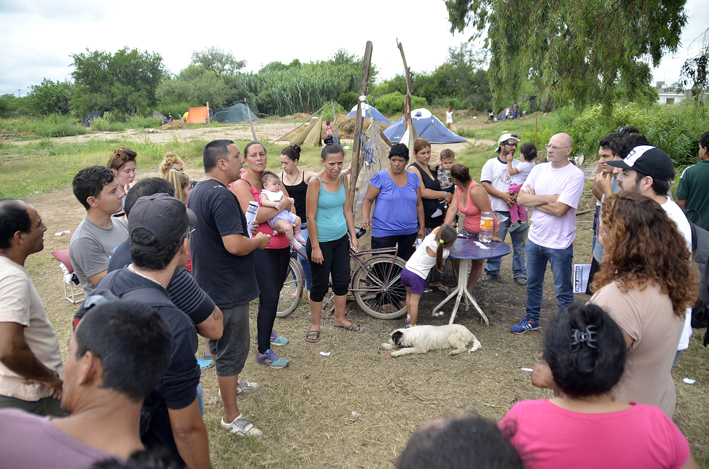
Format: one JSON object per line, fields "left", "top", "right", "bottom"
{"left": 352, "top": 254, "right": 407, "bottom": 319}
{"left": 276, "top": 257, "right": 305, "bottom": 318}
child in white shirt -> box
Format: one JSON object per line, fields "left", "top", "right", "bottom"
{"left": 507, "top": 142, "right": 537, "bottom": 230}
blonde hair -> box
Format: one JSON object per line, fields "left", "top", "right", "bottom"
{"left": 160, "top": 153, "right": 184, "bottom": 176}
{"left": 164, "top": 170, "right": 190, "bottom": 203}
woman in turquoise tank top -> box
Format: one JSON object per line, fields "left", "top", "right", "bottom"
{"left": 305, "top": 144, "right": 361, "bottom": 342}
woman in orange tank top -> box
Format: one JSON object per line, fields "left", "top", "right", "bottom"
{"left": 443, "top": 164, "right": 499, "bottom": 293}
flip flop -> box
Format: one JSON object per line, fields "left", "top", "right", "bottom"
{"left": 305, "top": 330, "right": 320, "bottom": 343}
{"left": 433, "top": 285, "right": 450, "bottom": 293}
{"left": 334, "top": 323, "right": 364, "bottom": 333}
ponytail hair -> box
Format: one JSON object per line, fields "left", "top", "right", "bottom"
{"left": 520, "top": 142, "right": 537, "bottom": 162}
{"left": 163, "top": 169, "right": 190, "bottom": 204}
{"left": 435, "top": 225, "right": 458, "bottom": 272}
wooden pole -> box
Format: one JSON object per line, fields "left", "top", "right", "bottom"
{"left": 535, "top": 117, "right": 538, "bottom": 147}
{"left": 397, "top": 39, "right": 413, "bottom": 133}
{"left": 330, "top": 100, "right": 340, "bottom": 144}
{"left": 207, "top": 102, "right": 210, "bottom": 125}
{"left": 349, "top": 41, "right": 373, "bottom": 215}
{"left": 245, "top": 98, "right": 257, "bottom": 141}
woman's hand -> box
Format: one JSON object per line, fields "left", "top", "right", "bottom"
{"left": 361, "top": 217, "right": 371, "bottom": 229}
{"left": 492, "top": 235, "right": 503, "bottom": 242}
{"left": 444, "top": 192, "right": 453, "bottom": 205}
{"left": 351, "top": 237, "right": 359, "bottom": 252}
{"left": 531, "top": 363, "right": 559, "bottom": 391}
{"left": 311, "top": 247, "right": 324, "bottom": 264}
{"left": 417, "top": 227, "right": 426, "bottom": 242}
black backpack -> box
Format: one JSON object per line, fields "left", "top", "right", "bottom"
{"left": 687, "top": 210, "right": 709, "bottom": 346}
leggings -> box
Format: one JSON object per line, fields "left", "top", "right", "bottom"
{"left": 371, "top": 232, "right": 418, "bottom": 261}
{"left": 254, "top": 247, "right": 291, "bottom": 353}
{"left": 307, "top": 234, "right": 350, "bottom": 302}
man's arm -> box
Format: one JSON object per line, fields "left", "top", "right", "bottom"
{"left": 517, "top": 188, "right": 558, "bottom": 208}
{"left": 168, "top": 399, "right": 212, "bottom": 469}
{"left": 221, "top": 232, "right": 270, "bottom": 256}
{"left": 195, "top": 306, "right": 223, "bottom": 340}
{"left": 0, "top": 322, "right": 62, "bottom": 397}
{"left": 676, "top": 199, "right": 687, "bottom": 209}
{"left": 481, "top": 182, "right": 515, "bottom": 206}
{"left": 88, "top": 271, "right": 107, "bottom": 286}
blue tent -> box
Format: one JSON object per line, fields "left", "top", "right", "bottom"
{"left": 384, "top": 108, "right": 468, "bottom": 144}
{"left": 346, "top": 104, "right": 392, "bottom": 125}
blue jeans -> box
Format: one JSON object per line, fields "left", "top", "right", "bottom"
{"left": 293, "top": 226, "right": 313, "bottom": 291}
{"left": 485, "top": 213, "right": 527, "bottom": 278}
{"left": 525, "top": 240, "right": 574, "bottom": 323}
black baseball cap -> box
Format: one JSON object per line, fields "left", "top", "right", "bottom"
{"left": 606, "top": 145, "right": 674, "bottom": 181}
{"left": 129, "top": 193, "right": 197, "bottom": 251}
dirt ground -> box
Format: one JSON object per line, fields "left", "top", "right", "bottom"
{"left": 19, "top": 121, "right": 709, "bottom": 468}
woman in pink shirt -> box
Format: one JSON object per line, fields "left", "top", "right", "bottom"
{"left": 500, "top": 303, "right": 698, "bottom": 469}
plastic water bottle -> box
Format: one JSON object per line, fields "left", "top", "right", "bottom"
{"left": 479, "top": 212, "right": 494, "bottom": 243}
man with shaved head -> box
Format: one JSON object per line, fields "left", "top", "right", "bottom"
{"left": 0, "top": 199, "right": 64, "bottom": 416}
{"left": 512, "top": 133, "right": 585, "bottom": 334}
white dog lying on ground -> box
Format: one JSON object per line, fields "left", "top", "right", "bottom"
{"left": 381, "top": 324, "right": 482, "bottom": 357}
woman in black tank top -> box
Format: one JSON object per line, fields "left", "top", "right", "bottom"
{"left": 280, "top": 145, "right": 317, "bottom": 293}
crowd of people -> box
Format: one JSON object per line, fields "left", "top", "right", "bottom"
{"left": 0, "top": 126, "right": 707, "bottom": 468}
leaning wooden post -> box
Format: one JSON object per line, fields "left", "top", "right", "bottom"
{"left": 349, "top": 41, "right": 373, "bottom": 216}
{"left": 206, "top": 102, "right": 210, "bottom": 125}
{"left": 397, "top": 39, "right": 415, "bottom": 159}
{"left": 245, "top": 98, "right": 257, "bottom": 141}
{"left": 330, "top": 100, "right": 341, "bottom": 143}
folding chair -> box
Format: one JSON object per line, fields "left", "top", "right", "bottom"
{"left": 51, "top": 249, "right": 84, "bottom": 304}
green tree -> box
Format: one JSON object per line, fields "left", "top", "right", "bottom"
{"left": 446, "top": 0, "right": 687, "bottom": 112}
{"left": 156, "top": 65, "right": 232, "bottom": 108}
{"left": 70, "top": 47, "right": 165, "bottom": 116}
{"left": 29, "top": 79, "right": 74, "bottom": 116}
{"left": 680, "top": 27, "right": 708, "bottom": 96}
{"left": 190, "top": 47, "right": 246, "bottom": 77}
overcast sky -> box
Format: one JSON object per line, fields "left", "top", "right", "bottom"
{"left": 1, "top": 0, "right": 707, "bottom": 96}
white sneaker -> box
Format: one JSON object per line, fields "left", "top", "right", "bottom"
{"left": 217, "top": 378, "right": 261, "bottom": 398}
{"left": 220, "top": 415, "right": 263, "bottom": 438}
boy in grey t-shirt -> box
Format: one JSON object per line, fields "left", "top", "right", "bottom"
{"left": 69, "top": 166, "right": 128, "bottom": 294}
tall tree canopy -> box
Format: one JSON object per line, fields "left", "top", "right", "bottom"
{"left": 446, "top": 0, "right": 687, "bottom": 111}
{"left": 191, "top": 47, "right": 246, "bottom": 77}
{"left": 71, "top": 47, "right": 165, "bottom": 115}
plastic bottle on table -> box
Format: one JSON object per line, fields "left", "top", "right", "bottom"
{"left": 479, "top": 212, "right": 494, "bottom": 243}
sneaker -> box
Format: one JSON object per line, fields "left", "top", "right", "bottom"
{"left": 480, "top": 273, "right": 500, "bottom": 282}
{"left": 220, "top": 415, "right": 263, "bottom": 438}
{"left": 510, "top": 317, "right": 540, "bottom": 334}
{"left": 236, "top": 378, "right": 260, "bottom": 395}
{"left": 255, "top": 348, "right": 289, "bottom": 368}
{"left": 404, "top": 314, "right": 411, "bottom": 329}
{"left": 254, "top": 330, "right": 289, "bottom": 347}
{"left": 514, "top": 277, "right": 527, "bottom": 286}
{"left": 431, "top": 208, "right": 443, "bottom": 218}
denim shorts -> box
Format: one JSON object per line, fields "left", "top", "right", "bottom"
{"left": 402, "top": 267, "right": 427, "bottom": 295}
{"left": 209, "top": 303, "right": 250, "bottom": 377}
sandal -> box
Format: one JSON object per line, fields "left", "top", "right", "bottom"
{"left": 334, "top": 323, "right": 364, "bottom": 333}
{"left": 196, "top": 356, "right": 214, "bottom": 370}
{"left": 432, "top": 284, "right": 450, "bottom": 293}
{"left": 305, "top": 330, "right": 320, "bottom": 343}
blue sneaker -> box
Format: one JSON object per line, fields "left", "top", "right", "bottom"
{"left": 253, "top": 330, "right": 289, "bottom": 347}
{"left": 255, "top": 349, "right": 289, "bottom": 369}
{"left": 510, "top": 317, "right": 540, "bottom": 334}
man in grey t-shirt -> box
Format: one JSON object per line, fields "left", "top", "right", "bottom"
{"left": 69, "top": 166, "right": 128, "bottom": 294}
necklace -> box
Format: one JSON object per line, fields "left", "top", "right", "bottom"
{"left": 284, "top": 169, "right": 300, "bottom": 186}
{"left": 127, "top": 264, "right": 165, "bottom": 288}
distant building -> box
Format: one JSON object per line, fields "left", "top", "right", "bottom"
{"left": 655, "top": 81, "right": 706, "bottom": 105}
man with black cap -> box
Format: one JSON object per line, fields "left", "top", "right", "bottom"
{"left": 91, "top": 193, "right": 211, "bottom": 469}
{"left": 480, "top": 132, "right": 528, "bottom": 284}
{"left": 607, "top": 144, "right": 693, "bottom": 364}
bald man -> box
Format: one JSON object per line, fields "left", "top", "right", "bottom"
{"left": 511, "top": 133, "right": 585, "bottom": 334}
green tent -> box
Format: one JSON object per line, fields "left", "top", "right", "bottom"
{"left": 213, "top": 103, "right": 258, "bottom": 123}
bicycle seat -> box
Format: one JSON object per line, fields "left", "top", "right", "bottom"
{"left": 355, "top": 227, "right": 367, "bottom": 239}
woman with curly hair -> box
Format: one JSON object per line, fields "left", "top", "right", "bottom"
{"left": 160, "top": 153, "right": 184, "bottom": 176}
{"left": 588, "top": 192, "right": 698, "bottom": 417}
{"left": 106, "top": 146, "right": 137, "bottom": 195}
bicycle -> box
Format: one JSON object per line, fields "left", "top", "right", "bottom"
{"left": 276, "top": 231, "right": 408, "bottom": 320}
